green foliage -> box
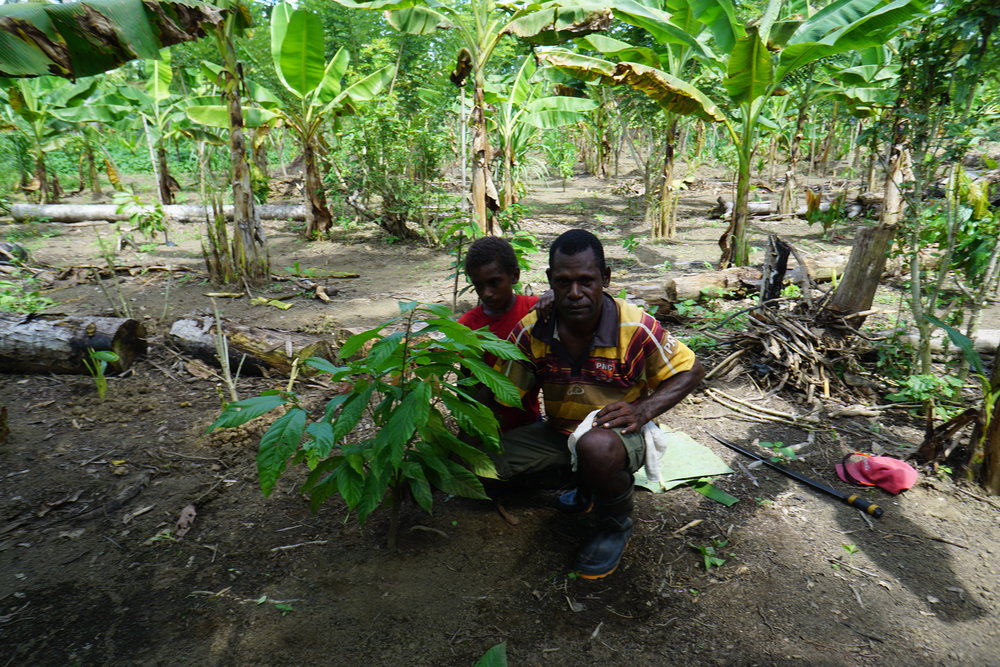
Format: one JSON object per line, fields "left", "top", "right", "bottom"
{"left": 886, "top": 374, "right": 965, "bottom": 418}
{"left": 759, "top": 441, "right": 797, "bottom": 464}
{"left": 112, "top": 191, "right": 167, "bottom": 240}
{"left": 473, "top": 642, "right": 508, "bottom": 667}
{"left": 692, "top": 539, "right": 731, "bottom": 571}
{"left": 82, "top": 349, "right": 120, "bottom": 400}
{"left": 509, "top": 229, "right": 540, "bottom": 275}
{"left": 335, "top": 93, "right": 453, "bottom": 239}
{"left": 621, "top": 234, "right": 640, "bottom": 254}
{"left": 0, "top": 273, "right": 55, "bottom": 313}
{"left": 780, "top": 283, "right": 802, "bottom": 298}
{"left": 207, "top": 303, "right": 527, "bottom": 545}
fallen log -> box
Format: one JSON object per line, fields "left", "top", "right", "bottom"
{"left": 0, "top": 314, "right": 147, "bottom": 374}
{"left": 708, "top": 197, "right": 835, "bottom": 219}
{"left": 168, "top": 316, "right": 336, "bottom": 376}
{"left": 632, "top": 267, "right": 763, "bottom": 307}
{"left": 11, "top": 203, "right": 307, "bottom": 224}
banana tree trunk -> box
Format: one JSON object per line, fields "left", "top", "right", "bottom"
{"left": 218, "top": 30, "right": 269, "bottom": 286}
{"left": 502, "top": 142, "right": 515, "bottom": 210}
{"left": 34, "top": 146, "right": 51, "bottom": 204}
{"left": 780, "top": 100, "right": 809, "bottom": 214}
{"left": 720, "top": 143, "right": 752, "bottom": 268}
{"left": 86, "top": 138, "right": 102, "bottom": 196}
{"left": 157, "top": 146, "right": 175, "bottom": 205}
{"left": 471, "top": 70, "right": 495, "bottom": 234}
{"left": 303, "top": 142, "right": 333, "bottom": 238}
{"left": 651, "top": 118, "right": 678, "bottom": 240}
{"left": 816, "top": 102, "right": 839, "bottom": 176}
{"left": 865, "top": 125, "right": 879, "bottom": 192}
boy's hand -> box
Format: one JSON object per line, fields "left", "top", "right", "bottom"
{"left": 530, "top": 289, "right": 555, "bottom": 321}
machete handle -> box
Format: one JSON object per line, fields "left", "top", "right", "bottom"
{"left": 846, "top": 494, "right": 883, "bottom": 518}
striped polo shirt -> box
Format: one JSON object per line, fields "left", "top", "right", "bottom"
{"left": 498, "top": 294, "right": 696, "bottom": 434}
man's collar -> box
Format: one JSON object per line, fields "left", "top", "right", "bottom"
{"left": 534, "top": 293, "right": 618, "bottom": 346}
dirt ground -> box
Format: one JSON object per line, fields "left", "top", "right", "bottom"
{"left": 1, "top": 169, "right": 998, "bottom": 666}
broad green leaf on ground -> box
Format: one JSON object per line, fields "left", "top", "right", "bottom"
{"left": 473, "top": 642, "right": 508, "bottom": 667}
{"left": 634, "top": 427, "right": 733, "bottom": 492}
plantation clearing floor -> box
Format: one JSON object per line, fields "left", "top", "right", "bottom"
{"left": 1, "top": 168, "right": 998, "bottom": 666}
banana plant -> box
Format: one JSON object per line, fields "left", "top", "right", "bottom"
{"left": 333, "top": 0, "right": 613, "bottom": 234}
{"left": 269, "top": 3, "right": 394, "bottom": 238}
{"left": 487, "top": 57, "right": 598, "bottom": 209}
{"left": 541, "top": 0, "right": 924, "bottom": 266}
{"left": 0, "top": 77, "right": 100, "bottom": 203}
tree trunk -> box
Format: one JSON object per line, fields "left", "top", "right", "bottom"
{"left": 824, "top": 113, "right": 910, "bottom": 323}
{"left": 217, "top": 28, "right": 269, "bottom": 286}
{"left": 652, "top": 118, "right": 678, "bottom": 240}
{"left": 168, "top": 316, "right": 335, "bottom": 376}
{"left": 780, "top": 99, "right": 809, "bottom": 214}
{"left": 816, "top": 102, "right": 839, "bottom": 175}
{"left": 0, "top": 313, "right": 146, "bottom": 374}
{"left": 720, "top": 148, "right": 752, "bottom": 268}
{"left": 983, "top": 373, "right": 1000, "bottom": 495}
{"left": 502, "top": 142, "right": 515, "bottom": 210}
{"left": 470, "top": 70, "right": 497, "bottom": 234}
{"left": 157, "top": 146, "right": 176, "bottom": 205}
{"left": 11, "top": 203, "right": 306, "bottom": 223}
{"left": 34, "top": 148, "right": 51, "bottom": 204}
{"left": 86, "top": 138, "right": 102, "bottom": 197}
{"left": 822, "top": 225, "right": 896, "bottom": 319}
{"left": 303, "top": 142, "right": 333, "bottom": 238}
{"left": 760, "top": 235, "right": 791, "bottom": 305}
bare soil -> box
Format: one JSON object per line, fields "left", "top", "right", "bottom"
{"left": 1, "top": 170, "right": 998, "bottom": 666}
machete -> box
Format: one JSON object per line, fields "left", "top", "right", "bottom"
{"left": 705, "top": 431, "right": 883, "bottom": 518}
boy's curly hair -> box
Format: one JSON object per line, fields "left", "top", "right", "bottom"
{"left": 465, "top": 237, "right": 518, "bottom": 276}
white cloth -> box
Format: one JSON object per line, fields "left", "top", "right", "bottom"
{"left": 567, "top": 409, "right": 669, "bottom": 487}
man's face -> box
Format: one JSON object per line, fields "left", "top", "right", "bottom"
{"left": 468, "top": 260, "right": 518, "bottom": 316}
{"left": 547, "top": 248, "right": 610, "bottom": 326}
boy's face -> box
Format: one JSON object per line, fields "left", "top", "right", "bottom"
{"left": 468, "top": 260, "right": 519, "bottom": 317}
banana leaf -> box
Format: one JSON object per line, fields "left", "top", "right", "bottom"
{"left": 0, "top": 0, "right": 228, "bottom": 78}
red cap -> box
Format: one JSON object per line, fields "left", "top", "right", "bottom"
{"left": 836, "top": 455, "right": 918, "bottom": 495}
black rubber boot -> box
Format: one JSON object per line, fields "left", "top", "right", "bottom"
{"left": 556, "top": 487, "right": 593, "bottom": 514}
{"left": 574, "top": 487, "right": 634, "bottom": 580}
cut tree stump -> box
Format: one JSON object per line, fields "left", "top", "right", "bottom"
{"left": 11, "top": 203, "right": 307, "bottom": 224}
{"left": 168, "top": 317, "right": 335, "bottom": 376}
{"left": 0, "top": 314, "right": 147, "bottom": 374}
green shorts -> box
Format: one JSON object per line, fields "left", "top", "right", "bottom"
{"left": 490, "top": 421, "right": 645, "bottom": 487}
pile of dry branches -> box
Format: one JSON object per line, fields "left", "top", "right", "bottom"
{"left": 704, "top": 299, "right": 876, "bottom": 403}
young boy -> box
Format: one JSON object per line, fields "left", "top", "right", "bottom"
{"left": 459, "top": 236, "right": 543, "bottom": 431}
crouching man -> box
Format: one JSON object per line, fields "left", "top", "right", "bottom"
{"left": 488, "top": 229, "right": 705, "bottom": 579}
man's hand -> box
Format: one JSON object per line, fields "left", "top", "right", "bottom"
{"left": 529, "top": 289, "right": 555, "bottom": 321}
{"left": 592, "top": 360, "right": 707, "bottom": 435}
{"left": 593, "top": 401, "right": 648, "bottom": 434}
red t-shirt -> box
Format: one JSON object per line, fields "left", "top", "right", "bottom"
{"left": 459, "top": 294, "right": 541, "bottom": 431}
